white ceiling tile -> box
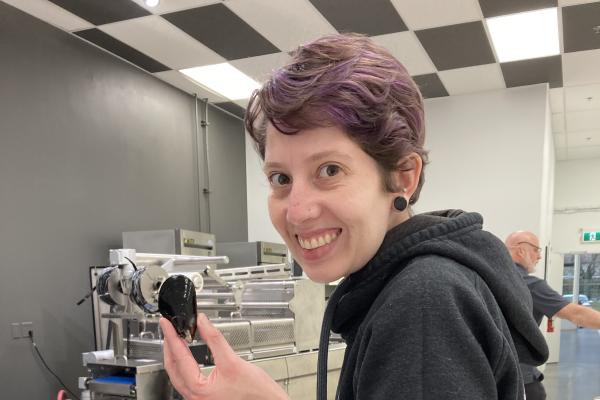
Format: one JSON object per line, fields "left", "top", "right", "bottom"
{"left": 567, "top": 130, "right": 600, "bottom": 147}
{"left": 2, "top": 0, "right": 94, "bottom": 31}
{"left": 552, "top": 113, "right": 565, "bottom": 133}
{"left": 554, "top": 133, "right": 567, "bottom": 148}
{"left": 390, "top": 0, "right": 481, "bottom": 30}
{"left": 563, "top": 49, "right": 600, "bottom": 86}
{"left": 564, "top": 84, "right": 600, "bottom": 112}
{"left": 153, "top": 70, "right": 227, "bottom": 102}
{"left": 566, "top": 110, "right": 600, "bottom": 131}
{"left": 225, "top": 0, "right": 337, "bottom": 52}
{"left": 130, "top": 0, "right": 222, "bottom": 15}
{"left": 555, "top": 147, "right": 568, "bottom": 160}
{"left": 567, "top": 145, "right": 600, "bottom": 160}
{"left": 549, "top": 88, "right": 564, "bottom": 113}
{"left": 230, "top": 52, "right": 290, "bottom": 84}
{"left": 371, "top": 31, "right": 436, "bottom": 75}
{"left": 99, "top": 16, "right": 225, "bottom": 70}
{"left": 438, "top": 63, "right": 505, "bottom": 95}
{"left": 558, "top": 0, "right": 598, "bottom": 6}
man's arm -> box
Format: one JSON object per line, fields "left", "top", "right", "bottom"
{"left": 555, "top": 303, "right": 600, "bottom": 329}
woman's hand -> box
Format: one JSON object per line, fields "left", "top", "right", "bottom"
{"left": 160, "top": 314, "right": 290, "bottom": 400}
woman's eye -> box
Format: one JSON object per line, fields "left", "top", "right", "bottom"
{"left": 268, "top": 173, "right": 291, "bottom": 187}
{"left": 318, "top": 164, "right": 341, "bottom": 178}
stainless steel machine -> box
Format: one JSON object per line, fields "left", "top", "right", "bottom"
{"left": 122, "top": 229, "right": 216, "bottom": 256}
{"left": 216, "top": 241, "right": 288, "bottom": 268}
{"left": 82, "top": 246, "right": 343, "bottom": 399}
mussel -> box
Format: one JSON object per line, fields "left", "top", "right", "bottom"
{"left": 158, "top": 275, "right": 197, "bottom": 343}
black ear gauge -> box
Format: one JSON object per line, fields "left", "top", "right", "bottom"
{"left": 393, "top": 196, "right": 408, "bottom": 212}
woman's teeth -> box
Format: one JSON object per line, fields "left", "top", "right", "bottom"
{"left": 298, "top": 232, "right": 338, "bottom": 250}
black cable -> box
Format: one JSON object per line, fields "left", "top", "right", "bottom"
{"left": 124, "top": 256, "right": 138, "bottom": 271}
{"left": 76, "top": 285, "right": 96, "bottom": 306}
{"left": 28, "top": 331, "right": 81, "bottom": 400}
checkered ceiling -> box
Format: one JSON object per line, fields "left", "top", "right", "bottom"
{"left": 3, "top": 0, "right": 600, "bottom": 161}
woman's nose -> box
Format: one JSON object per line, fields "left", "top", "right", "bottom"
{"left": 286, "top": 184, "right": 320, "bottom": 225}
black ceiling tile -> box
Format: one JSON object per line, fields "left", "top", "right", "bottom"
{"left": 500, "top": 55, "right": 562, "bottom": 88}
{"left": 47, "top": 0, "right": 150, "bottom": 25}
{"left": 415, "top": 21, "right": 496, "bottom": 71}
{"left": 214, "top": 102, "right": 245, "bottom": 119}
{"left": 162, "top": 4, "right": 280, "bottom": 60}
{"left": 412, "top": 73, "right": 449, "bottom": 99}
{"left": 562, "top": 2, "right": 600, "bottom": 53}
{"left": 308, "top": 0, "right": 407, "bottom": 36}
{"left": 478, "top": 0, "right": 557, "bottom": 18}
{"left": 75, "top": 29, "right": 169, "bottom": 73}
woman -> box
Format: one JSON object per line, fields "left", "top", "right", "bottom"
{"left": 159, "top": 33, "right": 548, "bottom": 400}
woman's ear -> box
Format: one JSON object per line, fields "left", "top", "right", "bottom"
{"left": 391, "top": 152, "right": 423, "bottom": 201}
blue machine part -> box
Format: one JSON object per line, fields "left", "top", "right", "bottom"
{"left": 94, "top": 375, "right": 136, "bottom": 385}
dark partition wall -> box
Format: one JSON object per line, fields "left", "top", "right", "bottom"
{"left": 0, "top": 3, "right": 247, "bottom": 397}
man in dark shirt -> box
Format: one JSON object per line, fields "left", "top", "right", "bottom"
{"left": 505, "top": 230, "right": 600, "bottom": 400}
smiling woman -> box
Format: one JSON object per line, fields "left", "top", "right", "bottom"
{"left": 160, "top": 33, "right": 550, "bottom": 400}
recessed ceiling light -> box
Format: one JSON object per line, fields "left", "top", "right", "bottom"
{"left": 486, "top": 8, "right": 559, "bottom": 63}
{"left": 144, "top": 0, "right": 159, "bottom": 7}
{"left": 180, "top": 63, "right": 260, "bottom": 100}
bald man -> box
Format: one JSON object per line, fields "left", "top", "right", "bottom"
{"left": 505, "top": 231, "right": 600, "bottom": 400}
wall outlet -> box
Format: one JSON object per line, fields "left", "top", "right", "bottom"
{"left": 11, "top": 323, "right": 21, "bottom": 339}
{"left": 21, "top": 322, "right": 33, "bottom": 338}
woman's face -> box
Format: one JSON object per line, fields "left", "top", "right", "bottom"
{"left": 264, "top": 124, "right": 401, "bottom": 283}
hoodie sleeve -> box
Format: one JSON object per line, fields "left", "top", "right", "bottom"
{"left": 351, "top": 258, "right": 523, "bottom": 400}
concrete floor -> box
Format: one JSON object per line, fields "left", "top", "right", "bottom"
{"left": 544, "top": 329, "right": 600, "bottom": 400}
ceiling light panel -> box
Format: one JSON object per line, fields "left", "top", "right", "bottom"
{"left": 180, "top": 63, "right": 260, "bottom": 100}
{"left": 486, "top": 8, "right": 560, "bottom": 63}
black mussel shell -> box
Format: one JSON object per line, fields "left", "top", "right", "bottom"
{"left": 158, "top": 275, "right": 197, "bottom": 343}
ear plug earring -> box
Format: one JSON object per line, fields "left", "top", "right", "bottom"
{"left": 393, "top": 196, "right": 408, "bottom": 212}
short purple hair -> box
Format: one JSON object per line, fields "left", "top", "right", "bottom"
{"left": 245, "top": 33, "right": 428, "bottom": 204}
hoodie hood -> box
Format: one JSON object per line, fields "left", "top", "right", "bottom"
{"left": 331, "top": 209, "right": 548, "bottom": 366}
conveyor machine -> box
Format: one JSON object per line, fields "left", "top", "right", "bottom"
{"left": 82, "top": 249, "right": 344, "bottom": 399}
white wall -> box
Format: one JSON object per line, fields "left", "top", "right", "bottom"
{"left": 552, "top": 158, "right": 600, "bottom": 253}
{"left": 245, "top": 84, "right": 555, "bottom": 256}
{"left": 415, "top": 84, "right": 553, "bottom": 264}
{"left": 246, "top": 134, "right": 284, "bottom": 243}
{"left": 413, "top": 84, "right": 562, "bottom": 361}
{"left": 539, "top": 94, "right": 556, "bottom": 253}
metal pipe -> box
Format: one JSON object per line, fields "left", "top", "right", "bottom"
{"left": 242, "top": 302, "right": 290, "bottom": 309}
{"left": 202, "top": 99, "right": 212, "bottom": 232}
{"left": 196, "top": 302, "right": 290, "bottom": 310}
{"left": 196, "top": 292, "right": 235, "bottom": 299}
{"left": 214, "top": 264, "right": 290, "bottom": 280}
{"left": 244, "top": 281, "right": 295, "bottom": 288}
{"left": 136, "top": 253, "right": 228, "bottom": 264}
{"left": 197, "top": 303, "right": 237, "bottom": 311}
{"left": 194, "top": 94, "right": 202, "bottom": 232}
{"left": 201, "top": 283, "right": 231, "bottom": 289}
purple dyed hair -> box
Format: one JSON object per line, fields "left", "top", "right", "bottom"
{"left": 245, "top": 33, "right": 428, "bottom": 204}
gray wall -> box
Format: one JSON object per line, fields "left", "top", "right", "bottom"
{"left": 0, "top": 3, "right": 246, "bottom": 397}
{"left": 200, "top": 103, "right": 249, "bottom": 242}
